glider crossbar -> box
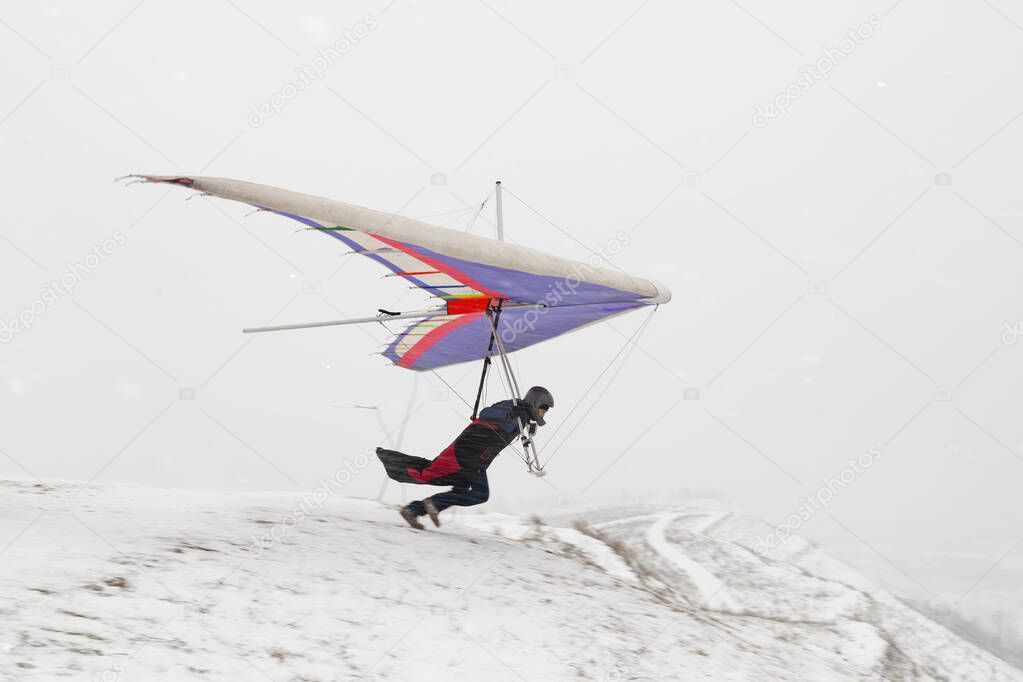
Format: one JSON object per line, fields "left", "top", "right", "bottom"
{"left": 242, "top": 308, "right": 446, "bottom": 334}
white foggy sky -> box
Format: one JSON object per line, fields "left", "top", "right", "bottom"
{"left": 2, "top": 0, "right": 1022, "bottom": 614}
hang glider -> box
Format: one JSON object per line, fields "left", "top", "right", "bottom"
{"left": 124, "top": 175, "right": 671, "bottom": 374}
{"left": 125, "top": 174, "right": 671, "bottom": 475}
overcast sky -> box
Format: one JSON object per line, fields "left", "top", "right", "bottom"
{"left": 2, "top": 0, "right": 1022, "bottom": 624}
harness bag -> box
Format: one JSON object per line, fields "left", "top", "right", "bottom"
{"left": 376, "top": 402, "right": 524, "bottom": 486}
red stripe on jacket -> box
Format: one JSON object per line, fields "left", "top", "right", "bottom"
{"left": 407, "top": 419, "right": 502, "bottom": 482}
{"left": 407, "top": 442, "right": 460, "bottom": 482}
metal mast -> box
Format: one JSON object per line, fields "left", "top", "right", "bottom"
{"left": 495, "top": 180, "right": 504, "bottom": 241}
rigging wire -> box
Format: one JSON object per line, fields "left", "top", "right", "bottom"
{"left": 376, "top": 375, "right": 420, "bottom": 501}
{"left": 395, "top": 373, "right": 419, "bottom": 452}
{"left": 429, "top": 369, "right": 474, "bottom": 412}
{"left": 424, "top": 362, "right": 528, "bottom": 471}
{"left": 409, "top": 187, "right": 495, "bottom": 234}
{"left": 538, "top": 306, "right": 659, "bottom": 468}
{"left": 485, "top": 313, "right": 541, "bottom": 470}
{"left": 414, "top": 206, "right": 477, "bottom": 221}
{"left": 482, "top": 365, "right": 489, "bottom": 411}
{"left": 437, "top": 207, "right": 478, "bottom": 228}
{"left": 474, "top": 315, "right": 532, "bottom": 467}
{"left": 465, "top": 187, "right": 495, "bottom": 234}
{"left": 489, "top": 362, "right": 532, "bottom": 467}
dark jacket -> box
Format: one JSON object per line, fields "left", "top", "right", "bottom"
{"left": 377, "top": 399, "right": 534, "bottom": 487}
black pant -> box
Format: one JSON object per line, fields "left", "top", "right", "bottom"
{"left": 408, "top": 471, "right": 489, "bottom": 516}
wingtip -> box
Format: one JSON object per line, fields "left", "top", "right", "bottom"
{"left": 645, "top": 279, "right": 672, "bottom": 305}
{"left": 118, "top": 174, "right": 196, "bottom": 188}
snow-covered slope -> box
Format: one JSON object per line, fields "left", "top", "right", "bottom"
{"left": 0, "top": 480, "right": 1018, "bottom": 681}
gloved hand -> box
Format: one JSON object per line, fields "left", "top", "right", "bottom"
{"left": 519, "top": 421, "right": 538, "bottom": 448}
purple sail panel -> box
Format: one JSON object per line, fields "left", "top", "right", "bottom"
{"left": 401, "top": 242, "right": 648, "bottom": 305}
{"left": 272, "top": 211, "right": 443, "bottom": 293}
{"left": 396, "top": 301, "right": 645, "bottom": 371}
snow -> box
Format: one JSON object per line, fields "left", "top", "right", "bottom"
{"left": 0, "top": 480, "right": 1019, "bottom": 681}
{"left": 645, "top": 511, "right": 738, "bottom": 612}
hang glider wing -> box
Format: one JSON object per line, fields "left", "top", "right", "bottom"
{"left": 129, "top": 175, "right": 670, "bottom": 370}
{"left": 383, "top": 301, "right": 647, "bottom": 370}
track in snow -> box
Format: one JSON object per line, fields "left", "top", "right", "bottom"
{"left": 645, "top": 512, "right": 738, "bottom": 612}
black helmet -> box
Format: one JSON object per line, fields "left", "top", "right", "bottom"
{"left": 523, "top": 386, "right": 554, "bottom": 425}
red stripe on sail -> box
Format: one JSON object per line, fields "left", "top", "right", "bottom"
{"left": 370, "top": 234, "right": 505, "bottom": 298}
{"left": 397, "top": 312, "right": 482, "bottom": 369}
